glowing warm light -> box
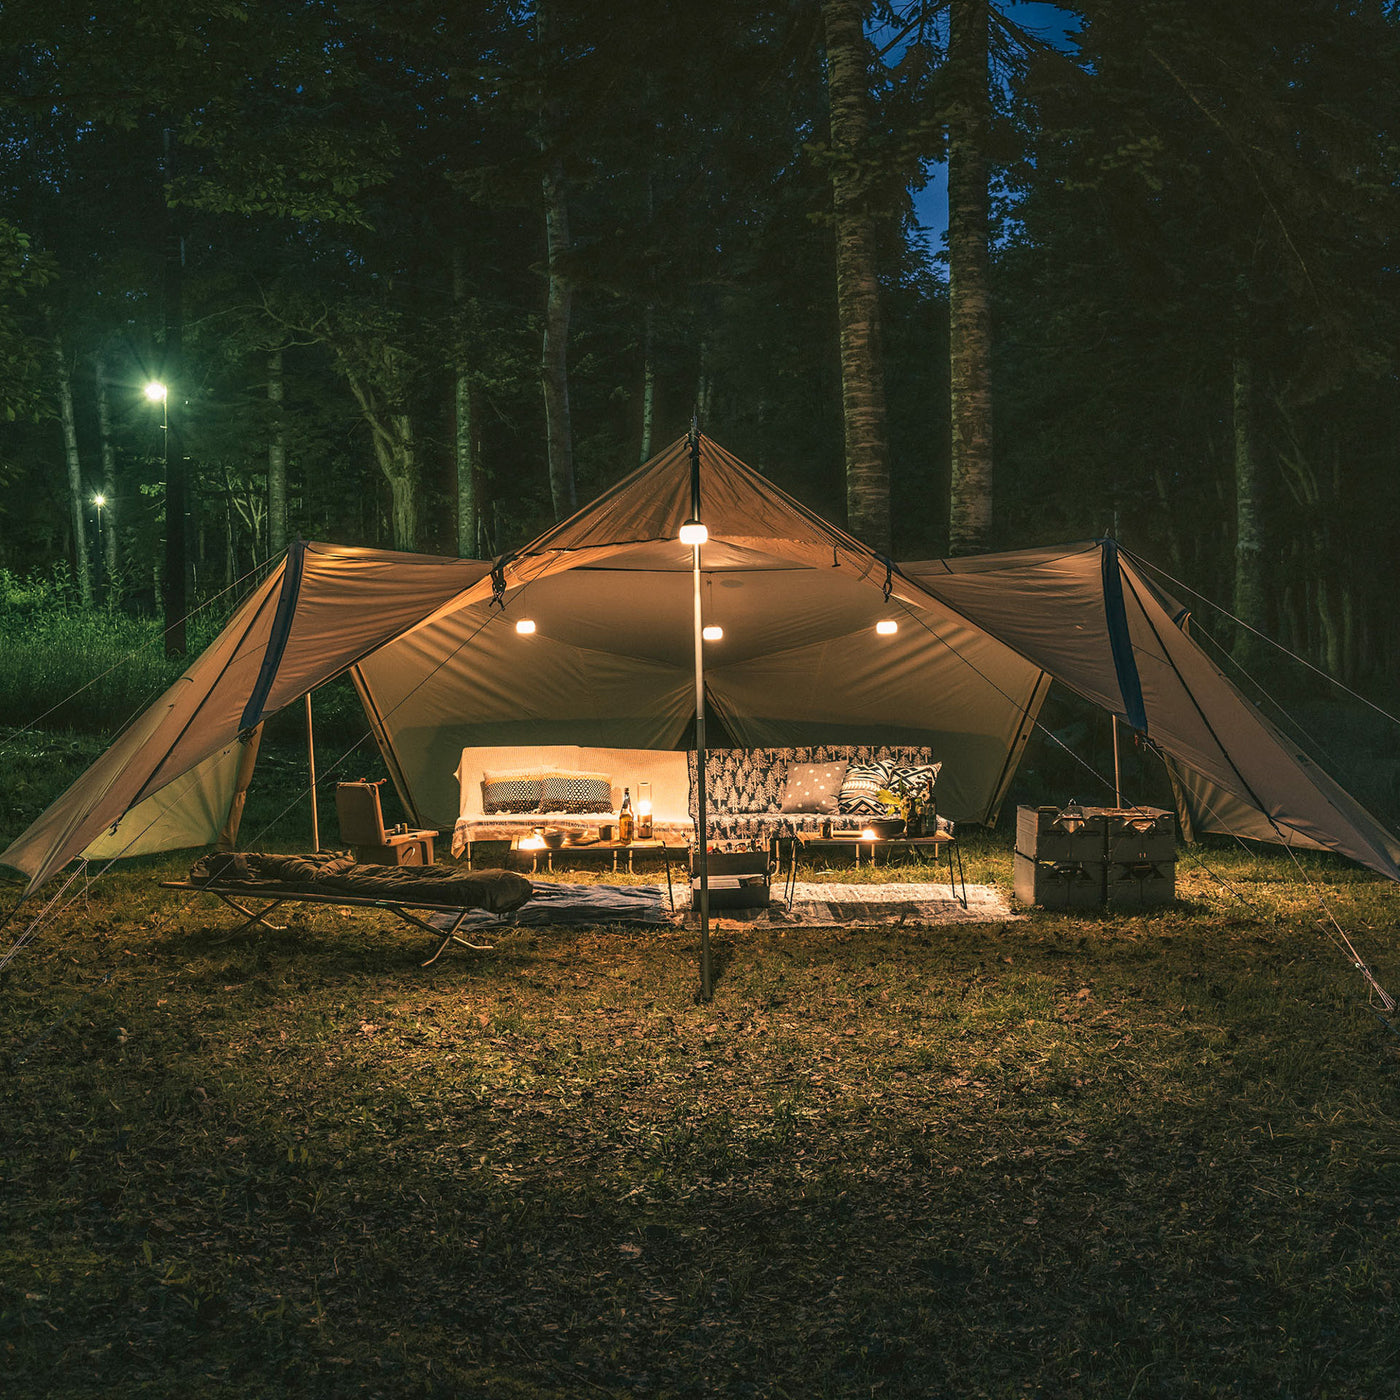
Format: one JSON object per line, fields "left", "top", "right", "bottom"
{"left": 679, "top": 520, "right": 708, "bottom": 545}
{"left": 93, "top": 494, "right": 106, "bottom": 508}
{"left": 515, "top": 619, "right": 536, "bottom": 635}
{"left": 860, "top": 828, "right": 877, "bottom": 840}
{"left": 143, "top": 381, "right": 167, "bottom": 403}
{"left": 702, "top": 625, "right": 723, "bottom": 641}
{"left": 875, "top": 619, "right": 898, "bottom": 635}
{"left": 520, "top": 833, "right": 545, "bottom": 850}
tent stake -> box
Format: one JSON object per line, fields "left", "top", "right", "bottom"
{"left": 306, "top": 692, "right": 320, "bottom": 852}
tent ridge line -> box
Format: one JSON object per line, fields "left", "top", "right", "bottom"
{"left": 1119, "top": 558, "right": 1330, "bottom": 858}
{"left": 118, "top": 570, "right": 291, "bottom": 825}
{"left": 240, "top": 539, "right": 307, "bottom": 732}
{"left": 1100, "top": 540, "right": 1149, "bottom": 734}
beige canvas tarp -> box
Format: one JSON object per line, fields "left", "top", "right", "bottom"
{"left": 4, "top": 434, "right": 1398, "bottom": 896}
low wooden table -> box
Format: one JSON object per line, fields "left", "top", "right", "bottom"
{"left": 780, "top": 831, "right": 967, "bottom": 908}
{"left": 507, "top": 836, "right": 688, "bottom": 909}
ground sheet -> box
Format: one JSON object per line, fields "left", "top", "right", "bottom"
{"left": 426, "top": 879, "right": 1018, "bottom": 934}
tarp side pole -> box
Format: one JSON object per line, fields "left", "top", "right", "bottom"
{"left": 350, "top": 665, "right": 426, "bottom": 828}
{"left": 1113, "top": 715, "right": 1122, "bottom": 807}
{"left": 306, "top": 693, "right": 319, "bottom": 852}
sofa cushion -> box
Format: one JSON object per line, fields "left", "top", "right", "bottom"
{"left": 838, "top": 761, "right": 892, "bottom": 815}
{"left": 886, "top": 761, "right": 941, "bottom": 800}
{"left": 780, "top": 761, "right": 847, "bottom": 814}
{"left": 481, "top": 768, "right": 545, "bottom": 814}
{"left": 540, "top": 770, "right": 613, "bottom": 813}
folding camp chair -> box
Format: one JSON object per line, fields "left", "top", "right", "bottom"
{"left": 334, "top": 781, "right": 437, "bottom": 866}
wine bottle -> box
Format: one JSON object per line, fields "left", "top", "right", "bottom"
{"left": 618, "top": 787, "right": 634, "bottom": 844}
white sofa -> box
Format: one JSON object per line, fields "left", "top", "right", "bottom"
{"left": 451, "top": 745, "right": 693, "bottom": 859}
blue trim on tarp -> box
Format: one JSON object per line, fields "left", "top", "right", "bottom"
{"left": 1100, "top": 539, "right": 1148, "bottom": 734}
{"left": 239, "top": 538, "right": 306, "bottom": 731}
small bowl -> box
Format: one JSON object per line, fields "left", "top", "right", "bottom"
{"left": 866, "top": 817, "right": 905, "bottom": 840}
{"left": 541, "top": 830, "right": 566, "bottom": 849}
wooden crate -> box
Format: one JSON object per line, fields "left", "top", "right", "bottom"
{"left": 1013, "top": 853, "right": 1106, "bottom": 909}
{"left": 1016, "top": 805, "right": 1106, "bottom": 864}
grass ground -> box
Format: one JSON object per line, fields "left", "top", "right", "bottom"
{"left": 3, "top": 782, "right": 1399, "bottom": 1397}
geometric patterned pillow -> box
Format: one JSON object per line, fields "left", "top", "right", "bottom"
{"left": 837, "top": 761, "right": 892, "bottom": 815}
{"left": 540, "top": 770, "right": 613, "bottom": 814}
{"left": 886, "top": 761, "right": 941, "bottom": 800}
{"left": 481, "top": 768, "right": 545, "bottom": 814}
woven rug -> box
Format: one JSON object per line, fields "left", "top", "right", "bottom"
{"left": 428, "top": 879, "right": 1018, "bottom": 933}
{"left": 766, "top": 880, "right": 1020, "bottom": 926}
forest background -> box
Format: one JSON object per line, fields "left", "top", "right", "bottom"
{"left": 0, "top": 0, "right": 1397, "bottom": 707}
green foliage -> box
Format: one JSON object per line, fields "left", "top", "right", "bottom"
{"left": 0, "top": 219, "right": 54, "bottom": 422}
{"left": 0, "top": 568, "right": 209, "bottom": 735}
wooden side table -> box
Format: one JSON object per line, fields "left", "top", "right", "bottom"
{"left": 507, "top": 837, "right": 688, "bottom": 909}
{"left": 780, "top": 831, "right": 967, "bottom": 908}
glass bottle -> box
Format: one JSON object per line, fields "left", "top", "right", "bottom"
{"left": 618, "top": 787, "right": 634, "bottom": 844}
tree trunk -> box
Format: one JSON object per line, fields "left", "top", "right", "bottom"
{"left": 452, "top": 249, "right": 479, "bottom": 557}
{"left": 51, "top": 331, "right": 93, "bottom": 606}
{"left": 821, "top": 0, "right": 890, "bottom": 554}
{"left": 267, "top": 346, "right": 287, "bottom": 558}
{"left": 162, "top": 126, "right": 188, "bottom": 657}
{"left": 92, "top": 350, "right": 119, "bottom": 588}
{"left": 947, "top": 0, "right": 994, "bottom": 556}
{"left": 386, "top": 431, "right": 418, "bottom": 552}
{"left": 340, "top": 358, "right": 418, "bottom": 552}
{"left": 1231, "top": 308, "right": 1265, "bottom": 666}
{"left": 540, "top": 153, "right": 576, "bottom": 521}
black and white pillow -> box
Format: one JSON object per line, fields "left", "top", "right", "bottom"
{"left": 481, "top": 769, "right": 544, "bottom": 814}
{"left": 886, "top": 761, "right": 941, "bottom": 799}
{"left": 540, "top": 770, "right": 613, "bottom": 814}
{"left": 838, "top": 761, "right": 892, "bottom": 815}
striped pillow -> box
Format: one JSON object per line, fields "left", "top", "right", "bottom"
{"left": 540, "top": 770, "right": 613, "bottom": 814}
{"left": 481, "top": 768, "right": 545, "bottom": 814}
{"left": 838, "top": 761, "right": 892, "bottom": 816}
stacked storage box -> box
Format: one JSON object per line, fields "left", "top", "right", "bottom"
{"left": 1094, "top": 806, "right": 1176, "bottom": 907}
{"left": 1013, "top": 805, "right": 1108, "bottom": 909}
{"left": 1013, "top": 804, "right": 1176, "bottom": 909}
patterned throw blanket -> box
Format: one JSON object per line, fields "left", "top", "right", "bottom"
{"left": 187, "top": 851, "right": 533, "bottom": 913}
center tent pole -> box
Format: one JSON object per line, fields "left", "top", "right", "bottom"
{"left": 686, "top": 422, "right": 712, "bottom": 1001}
{"left": 693, "top": 536, "right": 711, "bottom": 1000}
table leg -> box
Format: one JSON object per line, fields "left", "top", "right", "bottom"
{"left": 663, "top": 851, "right": 675, "bottom": 911}
{"left": 945, "top": 840, "right": 968, "bottom": 909}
